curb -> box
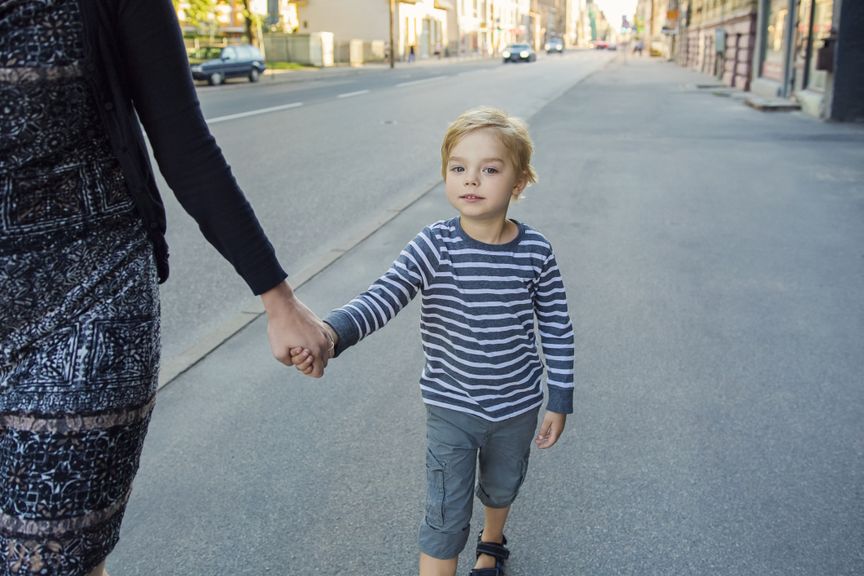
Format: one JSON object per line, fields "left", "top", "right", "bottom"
{"left": 159, "top": 50, "right": 617, "bottom": 391}
{"left": 157, "top": 180, "right": 442, "bottom": 390}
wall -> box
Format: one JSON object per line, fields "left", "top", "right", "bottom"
{"left": 829, "top": 0, "right": 864, "bottom": 121}
{"left": 679, "top": 0, "right": 758, "bottom": 89}
{"left": 295, "top": 0, "right": 390, "bottom": 41}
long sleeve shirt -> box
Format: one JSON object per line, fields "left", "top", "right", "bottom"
{"left": 325, "top": 217, "right": 575, "bottom": 422}
{"left": 77, "top": 0, "right": 286, "bottom": 294}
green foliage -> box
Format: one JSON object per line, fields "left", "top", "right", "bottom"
{"left": 174, "top": 0, "right": 217, "bottom": 29}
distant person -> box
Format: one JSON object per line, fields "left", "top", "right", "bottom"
{"left": 290, "top": 107, "right": 575, "bottom": 576}
{"left": 634, "top": 39, "right": 645, "bottom": 55}
{"left": 0, "top": 1, "right": 331, "bottom": 575}
{"left": 409, "top": 44, "right": 416, "bottom": 63}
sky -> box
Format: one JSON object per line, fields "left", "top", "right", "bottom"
{"left": 594, "top": 0, "right": 638, "bottom": 27}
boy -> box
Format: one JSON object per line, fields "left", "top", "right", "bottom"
{"left": 292, "top": 107, "right": 574, "bottom": 576}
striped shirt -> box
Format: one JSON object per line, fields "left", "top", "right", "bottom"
{"left": 325, "top": 217, "right": 575, "bottom": 422}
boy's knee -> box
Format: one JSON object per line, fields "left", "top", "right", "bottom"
{"left": 476, "top": 483, "right": 520, "bottom": 509}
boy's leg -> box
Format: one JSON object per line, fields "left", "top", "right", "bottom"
{"left": 474, "top": 407, "right": 540, "bottom": 569}
{"left": 419, "top": 553, "right": 458, "bottom": 576}
{"left": 474, "top": 505, "right": 511, "bottom": 570}
{"left": 420, "top": 407, "right": 485, "bottom": 572}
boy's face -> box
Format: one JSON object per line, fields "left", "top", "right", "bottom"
{"left": 444, "top": 128, "right": 526, "bottom": 226}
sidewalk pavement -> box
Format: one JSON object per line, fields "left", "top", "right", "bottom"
{"left": 260, "top": 52, "right": 499, "bottom": 84}
{"left": 112, "top": 56, "right": 864, "bottom": 575}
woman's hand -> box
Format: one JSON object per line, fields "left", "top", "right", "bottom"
{"left": 260, "top": 281, "right": 330, "bottom": 377}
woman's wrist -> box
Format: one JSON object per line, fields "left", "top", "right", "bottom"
{"left": 260, "top": 280, "right": 296, "bottom": 314}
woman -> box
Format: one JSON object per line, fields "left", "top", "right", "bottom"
{"left": 0, "top": 1, "right": 330, "bottom": 574}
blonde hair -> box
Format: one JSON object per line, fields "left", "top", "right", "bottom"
{"left": 440, "top": 106, "right": 538, "bottom": 186}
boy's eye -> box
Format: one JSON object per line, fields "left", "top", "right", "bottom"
{"left": 450, "top": 166, "right": 464, "bottom": 173}
{"left": 482, "top": 167, "right": 499, "bottom": 175}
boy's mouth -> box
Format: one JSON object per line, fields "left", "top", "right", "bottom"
{"left": 460, "top": 194, "right": 484, "bottom": 201}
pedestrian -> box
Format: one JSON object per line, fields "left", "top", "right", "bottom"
{"left": 409, "top": 44, "right": 416, "bottom": 63}
{"left": 0, "top": 1, "right": 332, "bottom": 575}
{"left": 290, "top": 106, "right": 575, "bottom": 576}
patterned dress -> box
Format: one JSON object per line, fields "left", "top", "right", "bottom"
{"left": 0, "top": 0, "right": 160, "bottom": 573}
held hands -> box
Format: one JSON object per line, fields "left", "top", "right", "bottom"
{"left": 290, "top": 323, "right": 338, "bottom": 377}
{"left": 261, "top": 281, "right": 331, "bottom": 378}
{"left": 535, "top": 411, "right": 566, "bottom": 449}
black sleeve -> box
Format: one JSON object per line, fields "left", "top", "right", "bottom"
{"left": 115, "top": 0, "right": 287, "bottom": 295}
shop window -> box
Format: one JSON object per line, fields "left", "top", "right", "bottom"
{"left": 794, "top": 0, "right": 833, "bottom": 91}
{"left": 762, "top": 0, "right": 788, "bottom": 81}
{"left": 807, "top": 0, "right": 833, "bottom": 90}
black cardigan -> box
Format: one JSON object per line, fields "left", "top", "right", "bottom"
{"left": 77, "top": 0, "right": 287, "bottom": 295}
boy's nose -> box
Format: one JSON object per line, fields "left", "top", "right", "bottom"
{"left": 464, "top": 173, "right": 479, "bottom": 186}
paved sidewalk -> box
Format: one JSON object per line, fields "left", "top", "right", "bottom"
{"left": 112, "top": 57, "right": 864, "bottom": 575}
{"left": 259, "top": 52, "right": 499, "bottom": 84}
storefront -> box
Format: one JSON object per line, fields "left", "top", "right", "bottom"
{"left": 752, "top": 0, "right": 863, "bottom": 120}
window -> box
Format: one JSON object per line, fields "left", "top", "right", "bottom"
{"left": 761, "top": 0, "right": 788, "bottom": 81}
{"left": 806, "top": 0, "right": 833, "bottom": 90}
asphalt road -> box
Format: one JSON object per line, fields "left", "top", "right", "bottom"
{"left": 111, "top": 55, "right": 864, "bottom": 575}
{"left": 157, "top": 50, "right": 615, "bottom": 378}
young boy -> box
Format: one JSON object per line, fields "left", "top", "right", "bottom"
{"left": 291, "top": 107, "right": 574, "bottom": 576}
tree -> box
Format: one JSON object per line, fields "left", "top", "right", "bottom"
{"left": 173, "top": 0, "right": 216, "bottom": 31}
{"left": 240, "top": 0, "right": 262, "bottom": 49}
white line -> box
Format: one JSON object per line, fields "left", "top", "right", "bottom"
{"left": 396, "top": 75, "right": 447, "bottom": 88}
{"left": 206, "top": 102, "right": 303, "bottom": 124}
{"left": 338, "top": 89, "right": 370, "bottom": 99}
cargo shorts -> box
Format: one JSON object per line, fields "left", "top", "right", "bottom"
{"left": 419, "top": 404, "right": 540, "bottom": 559}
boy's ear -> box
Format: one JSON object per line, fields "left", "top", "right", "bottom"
{"left": 512, "top": 174, "right": 528, "bottom": 198}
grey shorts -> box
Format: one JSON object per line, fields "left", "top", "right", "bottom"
{"left": 419, "top": 404, "right": 540, "bottom": 559}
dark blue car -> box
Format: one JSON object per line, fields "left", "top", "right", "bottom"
{"left": 190, "top": 44, "right": 266, "bottom": 86}
{"left": 502, "top": 43, "right": 537, "bottom": 63}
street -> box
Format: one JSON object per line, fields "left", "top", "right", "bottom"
{"left": 157, "top": 51, "right": 614, "bottom": 380}
{"left": 112, "top": 53, "right": 864, "bottom": 575}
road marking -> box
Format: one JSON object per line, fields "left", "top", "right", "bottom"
{"left": 338, "top": 89, "right": 370, "bottom": 98}
{"left": 396, "top": 75, "right": 447, "bottom": 88}
{"left": 206, "top": 102, "right": 303, "bottom": 124}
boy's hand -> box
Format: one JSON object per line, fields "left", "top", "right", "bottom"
{"left": 322, "top": 323, "right": 338, "bottom": 352}
{"left": 535, "top": 411, "right": 566, "bottom": 449}
{"left": 260, "top": 281, "right": 330, "bottom": 377}
{"left": 290, "top": 327, "right": 336, "bottom": 377}
{"left": 289, "top": 347, "right": 316, "bottom": 376}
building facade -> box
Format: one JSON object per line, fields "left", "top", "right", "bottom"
{"left": 677, "top": 0, "right": 758, "bottom": 90}
{"left": 287, "top": 0, "right": 448, "bottom": 60}
{"left": 658, "top": 0, "right": 863, "bottom": 120}
{"left": 565, "top": 0, "right": 591, "bottom": 46}
{"left": 751, "top": 0, "right": 863, "bottom": 120}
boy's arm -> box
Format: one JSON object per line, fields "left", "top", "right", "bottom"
{"left": 535, "top": 251, "right": 575, "bottom": 416}
{"left": 325, "top": 230, "right": 437, "bottom": 357}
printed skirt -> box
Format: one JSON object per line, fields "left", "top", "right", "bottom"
{"left": 0, "top": 218, "right": 160, "bottom": 575}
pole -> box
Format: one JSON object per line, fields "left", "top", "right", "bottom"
{"left": 389, "top": 0, "right": 396, "bottom": 69}
{"left": 648, "top": 0, "right": 654, "bottom": 55}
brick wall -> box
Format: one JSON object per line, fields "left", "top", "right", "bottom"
{"left": 679, "top": 2, "right": 757, "bottom": 90}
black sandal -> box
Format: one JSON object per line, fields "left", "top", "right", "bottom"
{"left": 469, "top": 532, "right": 510, "bottom": 576}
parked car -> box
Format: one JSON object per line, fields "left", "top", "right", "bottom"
{"left": 502, "top": 43, "right": 537, "bottom": 63}
{"left": 545, "top": 37, "right": 565, "bottom": 54}
{"left": 593, "top": 40, "right": 609, "bottom": 50}
{"left": 190, "top": 44, "right": 266, "bottom": 86}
